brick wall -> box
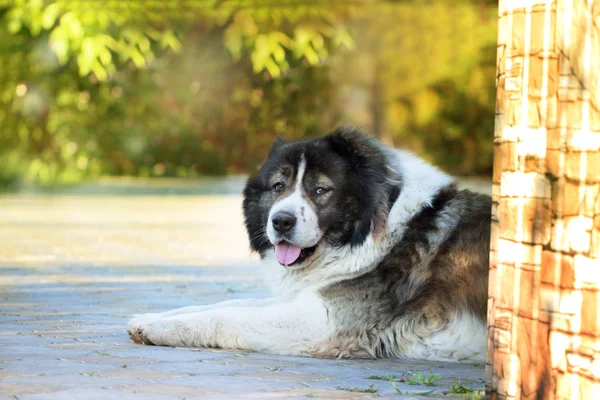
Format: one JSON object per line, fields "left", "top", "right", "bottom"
{"left": 488, "top": 0, "right": 600, "bottom": 398}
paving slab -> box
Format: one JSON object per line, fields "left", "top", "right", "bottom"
{"left": 0, "top": 190, "right": 488, "bottom": 399}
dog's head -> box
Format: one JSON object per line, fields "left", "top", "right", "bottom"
{"left": 242, "top": 127, "right": 401, "bottom": 269}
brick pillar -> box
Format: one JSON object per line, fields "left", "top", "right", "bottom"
{"left": 488, "top": 0, "right": 600, "bottom": 399}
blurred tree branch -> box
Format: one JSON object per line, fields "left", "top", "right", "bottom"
{"left": 0, "top": 0, "right": 497, "bottom": 187}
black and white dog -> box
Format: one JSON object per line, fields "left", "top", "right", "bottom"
{"left": 128, "top": 128, "right": 491, "bottom": 362}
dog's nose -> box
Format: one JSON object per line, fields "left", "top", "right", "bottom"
{"left": 271, "top": 211, "right": 296, "bottom": 233}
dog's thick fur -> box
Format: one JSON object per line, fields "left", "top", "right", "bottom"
{"left": 128, "top": 128, "right": 491, "bottom": 362}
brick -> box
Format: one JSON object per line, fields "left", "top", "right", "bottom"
{"left": 558, "top": 53, "right": 572, "bottom": 78}
{"left": 523, "top": 154, "right": 545, "bottom": 172}
{"left": 497, "top": 14, "right": 509, "bottom": 46}
{"left": 498, "top": 126, "right": 516, "bottom": 142}
{"left": 507, "top": 99, "right": 522, "bottom": 125}
{"left": 539, "top": 300, "right": 552, "bottom": 323}
{"left": 541, "top": 249, "right": 561, "bottom": 285}
{"left": 591, "top": 103, "right": 600, "bottom": 131}
{"left": 506, "top": 77, "right": 522, "bottom": 95}
{"left": 561, "top": 254, "right": 576, "bottom": 289}
{"left": 500, "top": 141, "right": 519, "bottom": 172}
{"left": 564, "top": 151, "right": 585, "bottom": 182}
{"left": 549, "top": 218, "right": 570, "bottom": 252}
{"left": 555, "top": 0, "right": 566, "bottom": 50}
{"left": 579, "top": 334, "right": 599, "bottom": 357}
{"left": 586, "top": 151, "right": 600, "bottom": 182}
{"left": 492, "top": 333, "right": 511, "bottom": 361}
{"left": 565, "top": 100, "right": 584, "bottom": 129}
{"left": 546, "top": 148, "right": 561, "bottom": 177}
{"left": 575, "top": 374, "right": 596, "bottom": 397}
{"left": 582, "top": 184, "right": 599, "bottom": 217}
{"left": 563, "top": 179, "right": 583, "bottom": 216}
{"left": 499, "top": 197, "right": 551, "bottom": 244}
{"left": 512, "top": 9, "right": 527, "bottom": 55}
{"left": 491, "top": 220, "right": 500, "bottom": 252}
{"left": 591, "top": 218, "right": 600, "bottom": 258}
{"left": 532, "top": 320, "right": 552, "bottom": 385}
{"left": 591, "top": 20, "right": 600, "bottom": 96}
{"left": 492, "top": 352, "right": 511, "bottom": 396}
{"left": 547, "top": 127, "right": 563, "bottom": 149}
{"left": 507, "top": 54, "right": 524, "bottom": 78}
{"left": 492, "top": 182, "right": 501, "bottom": 199}
{"left": 562, "top": 151, "right": 600, "bottom": 184}
{"left": 558, "top": 288, "right": 583, "bottom": 315}
{"left": 555, "top": 371, "right": 573, "bottom": 399}
{"left": 552, "top": 311, "right": 577, "bottom": 334}
{"left": 546, "top": 50, "right": 560, "bottom": 83}
{"left": 495, "top": 108, "right": 505, "bottom": 139}
{"left": 529, "top": 10, "right": 549, "bottom": 55}
{"left": 516, "top": 318, "right": 547, "bottom": 397}
{"left": 528, "top": 57, "right": 546, "bottom": 99}
{"left": 501, "top": 171, "right": 551, "bottom": 198}
{"left": 558, "top": 87, "right": 581, "bottom": 106}
{"left": 497, "top": 263, "right": 516, "bottom": 308}
{"left": 488, "top": 266, "right": 497, "bottom": 300}
{"left": 580, "top": 288, "right": 598, "bottom": 335}
{"left": 574, "top": 255, "right": 600, "bottom": 287}
{"left": 518, "top": 269, "right": 537, "bottom": 318}
{"left": 550, "top": 330, "right": 571, "bottom": 372}
{"left": 565, "top": 216, "right": 594, "bottom": 253}
{"left": 526, "top": 100, "right": 542, "bottom": 129}
{"left": 546, "top": 94, "right": 559, "bottom": 128}
{"left": 493, "top": 143, "right": 504, "bottom": 184}
{"left": 493, "top": 307, "right": 514, "bottom": 341}
{"left": 517, "top": 127, "right": 547, "bottom": 157}
{"left": 498, "top": 238, "right": 543, "bottom": 265}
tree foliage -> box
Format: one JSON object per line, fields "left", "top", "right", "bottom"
{"left": 0, "top": 0, "right": 497, "bottom": 187}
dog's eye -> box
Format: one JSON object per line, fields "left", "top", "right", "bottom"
{"left": 314, "top": 187, "right": 329, "bottom": 196}
{"left": 272, "top": 182, "right": 285, "bottom": 193}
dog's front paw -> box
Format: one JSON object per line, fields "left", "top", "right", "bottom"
{"left": 128, "top": 324, "right": 151, "bottom": 345}
{"left": 127, "top": 314, "right": 152, "bottom": 345}
{"left": 127, "top": 313, "right": 166, "bottom": 345}
{"left": 127, "top": 315, "right": 190, "bottom": 347}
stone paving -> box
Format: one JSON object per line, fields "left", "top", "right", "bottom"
{"left": 0, "top": 180, "right": 490, "bottom": 399}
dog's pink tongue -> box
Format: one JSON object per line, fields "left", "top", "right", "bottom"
{"left": 275, "top": 243, "right": 302, "bottom": 265}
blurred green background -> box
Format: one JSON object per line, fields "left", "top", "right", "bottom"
{"left": 0, "top": 0, "right": 497, "bottom": 189}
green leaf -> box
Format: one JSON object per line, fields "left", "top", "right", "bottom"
{"left": 7, "top": 19, "right": 22, "bottom": 34}
{"left": 48, "top": 28, "right": 69, "bottom": 65}
{"left": 42, "top": 3, "right": 61, "bottom": 29}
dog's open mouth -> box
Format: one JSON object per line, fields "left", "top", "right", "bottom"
{"left": 274, "top": 241, "right": 318, "bottom": 267}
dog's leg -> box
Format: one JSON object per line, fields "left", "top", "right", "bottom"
{"left": 128, "top": 298, "right": 274, "bottom": 334}
{"left": 132, "top": 298, "right": 274, "bottom": 319}
{"left": 156, "top": 298, "right": 275, "bottom": 317}
{"left": 128, "top": 293, "right": 329, "bottom": 356}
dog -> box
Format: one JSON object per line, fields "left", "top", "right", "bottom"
{"left": 128, "top": 127, "right": 491, "bottom": 362}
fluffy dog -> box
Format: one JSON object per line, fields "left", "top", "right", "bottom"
{"left": 128, "top": 127, "right": 491, "bottom": 362}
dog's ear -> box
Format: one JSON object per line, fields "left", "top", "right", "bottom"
{"left": 326, "top": 127, "right": 401, "bottom": 246}
{"left": 268, "top": 136, "right": 288, "bottom": 156}
{"left": 243, "top": 176, "right": 272, "bottom": 254}
{"left": 324, "top": 127, "right": 376, "bottom": 164}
